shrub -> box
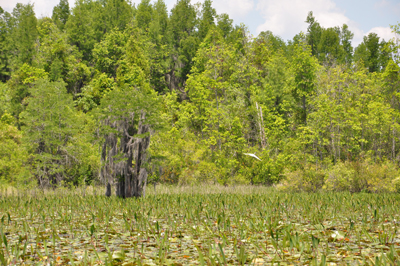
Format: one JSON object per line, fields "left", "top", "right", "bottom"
{"left": 324, "top": 159, "right": 399, "bottom": 193}
{"left": 278, "top": 165, "right": 326, "bottom": 192}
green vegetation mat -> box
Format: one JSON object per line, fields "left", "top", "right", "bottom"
{"left": 1, "top": 186, "right": 400, "bottom": 265}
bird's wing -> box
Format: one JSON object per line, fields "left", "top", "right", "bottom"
{"left": 243, "top": 153, "right": 262, "bottom": 161}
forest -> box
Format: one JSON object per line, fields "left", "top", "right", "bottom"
{"left": 1, "top": 0, "right": 400, "bottom": 194}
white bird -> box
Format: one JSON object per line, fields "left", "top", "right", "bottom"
{"left": 243, "top": 153, "right": 262, "bottom": 161}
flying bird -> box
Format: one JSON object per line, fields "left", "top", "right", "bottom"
{"left": 243, "top": 153, "right": 262, "bottom": 161}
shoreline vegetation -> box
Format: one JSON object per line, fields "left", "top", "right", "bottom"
{"left": 0, "top": 0, "right": 400, "bottom": 193}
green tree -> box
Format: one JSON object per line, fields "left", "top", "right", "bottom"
{"left": 198, "top": 0, "right": 216, "bottom": 40}
{"left": 66, "top": 0, "right": 132, "bottom": 62}
{"left": 354, "top": 33, "right": 387, "bottom": 72}
{"left": 92, "top": 29, "right": 128, "bottom": 79}
{"left": 8, "top": 63, "right": 48, "bottom": 120}
{"left": 184, "top": 29, "right": 259, "bottom": 184}
{"left": 98, "top": 84, "right": 160, "bottom": 197}
{"left": 305, "top": 11, "right": 322, "bottom": 57}
{"left": 317, "top": 27, "right": 343, "bottom": 64}
{"left": 20, "top": 79, "right": 94, "bottom": 187}
{"left": 363, "top": 33, "right": 380, "bottom": 72}
{"left": 216, "top": 13, "right": 233, "bottom": 39}
{"left": 0, "top": 112, "right": 31, "bottom": 187}
{"left": 390, "top": 23, "right": 400, "bottom": 64}
{"left": 103, "top": 0, "right": 133, "bottom": 31}
{"left": 0, "top": 7, "right": 12, "bottom": 81}
{"left": 34, "top": 16, "right": 91, "bottom": 93}
{"left": 52, "top": 0, "right": 70, "bottom": 31}
{"left": 147, "top": 0, "right": 169, "bottom": 93}
{"left": 166, "top": 0, "right": 198, "bottom": 96}
{"left": 66, "top": 0, "right": 101, "bottom": 61}
{"left": 290, "top": 43, "right": 319, "bottom": 125}
{"left": 136, "top": 0, "right": 153, "bottom": 30}
{"left": 9, "top": 3, "right": 38, "bottom": 69}
{"left": 0, "top": 82, "right": 11, "bottom": 117}
{"left": 149, "top": 0, "right": 168, "bottom": 39}
{"left": 340, "top": 24, "right": 354, "bottom": 64}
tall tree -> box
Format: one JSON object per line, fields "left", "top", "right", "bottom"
{"left": 52, "top": 0, "right": 70, "bottom": 31}
{"left": 166, "top": 0, "right": 198, "bottom": 97}
{"left": 35, "top": 17, "right": 91, "bottom": 94}
{"left": 339, "top": 24, "right": 354, "bottom": 64}
{"left": 21, "top": 79, "right": 91, "bottom": 187}
{"left": 9, "top": 3, "right": 38, "bottom": 69}
{"left": 0, "top": 7, "right": 12, "bottom": 81}
{"left": 103, "top": 0, "right": 133, "bottom": 31}
{"left": 317, "top": 27, "right": 343, "bottom": 64}
{"left": 136, "top": 0, "right": 153, "bottom": 30}
{"left": 66, "top": 0, "right": 132, "bottom": 62}
{"left": 305, "top": 11, "right": 322, "bottom": 57}
{"left": 354, "top": 33, "right": 385, "bottom": 72}
{"left": 66, "top": 0, "right": 102, "bottom": 61}
{"left": 290, "top": 43, "right": 318, "bottom": 125}
{"left": 363, "top": 33, "right": 380, "bottom": 72}
{"left": 198, "top": 0, "right": 216, "bottom": 40}
{"left": 99, "top": 85, "right": 159, "bottom": 197}
{"left": 8, "top": 63, "right": 48, "bottom": 120}
{"left": 148, "top": 0, "right": 169, "bottom": 93}
{"left": 98, "top": 32, "right": 158, "bottom": 196}
{"left": 216, "top": 13, "right": 233, "bottom": 39}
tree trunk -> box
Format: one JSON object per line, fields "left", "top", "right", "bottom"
{"left": 102, "top": 111, "right": 150, "bottom": 198}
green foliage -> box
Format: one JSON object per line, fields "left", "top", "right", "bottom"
{"left": 0, "top": 82, "right": 11, "bottom": 117}
{"left": 150, "top": 127, "right": 216, "bottom": 184}
{"left": 76, "top": 73, "right": 116, "bottom": 111}
{"left": 317, "top": 27, "right": 343, "bottom": 64}
{"left": 166, "top": 0, "right": 198, "bottom": 93}
{"left": 66, "top": 0, "right": 133, "bottom": 62}
{"left": 290, "top": 43, "right": 318, "bottom": 125}
{"left": 136, "top": 0, "right": 153, "bottom": 30}
{"left": 34, "top": 16, "right": 89, "bottom": 93}
{"left": 52, "top": 0, "right": 70, "bottom": 31}
{"left": 20, "top": 79, "right": 97, "bottom": 187}
{"left": 92, "top": 29, "right": 128, "bottom": 78}
{"left": 305, "top": 11, "right": 322, "bottom": 57}
{"left": 279, "top": 165, "right": 326, "bottom": 192}
{"left": 198, "top": 0, "right": 216, "bottom": 40}
{"left": 8, "top": 63, "right": 48, "bottom": 119}
{"left": 324, "top": 158, "right": 399, "bottom": 193}
{"left": 340, "top": 24, "right": 354, "bottom": 64}
{"left": 241, "top": 151, "right": 286, "bottom": 185}
{"left": 0, "top": 7, "right": 11, "bottom": 81}
{"left": 354, "top": 33, "right": 390, "bottom": 72}
{"left": 9, "top": 3, "right": 38, "bottom": 69}
{"left": 0, "top": 112, "right": 31, "bottom": 186}
{"left": 2, "top": 1, "right": 400, "bottom": 190}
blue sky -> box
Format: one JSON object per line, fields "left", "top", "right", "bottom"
{"left": 2, "top": 0, "right": 399, "bottom": 46}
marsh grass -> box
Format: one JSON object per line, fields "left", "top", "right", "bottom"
{"left": 0, "top": 184, "right": 400, "bottom": 265}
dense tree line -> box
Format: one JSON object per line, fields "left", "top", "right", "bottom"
{"left": 0, "top": 0, "right": 400, "bottom": 194}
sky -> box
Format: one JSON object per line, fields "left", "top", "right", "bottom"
{"left": 1, "top": 0, "right": 399, "bottom": 46}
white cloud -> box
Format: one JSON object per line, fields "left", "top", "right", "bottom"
{"left": 2, "top": 0, "right": 75, "bottom": 18}
{"left": 255, "top": 0, "right": 350, "bottom": 40}
{"left": 254, "top": 0, "right": 394, "bottom": 47}
{"left": 3, "top": 0, "right": 395, "bottom": 48}
{"left": 131, "top": 0, "right": 254, "bottom": 20}
{"left": 366, "top": 26, "right": 396, "bottom": 42}
{"left": 188, "top": 0, "right": 254, "bottom": 19}
{"left": 211, "top": 0, "right": 254, "bottom": 19}
{"left": 1, "top": 1, "right": 20, "bottom": 13}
